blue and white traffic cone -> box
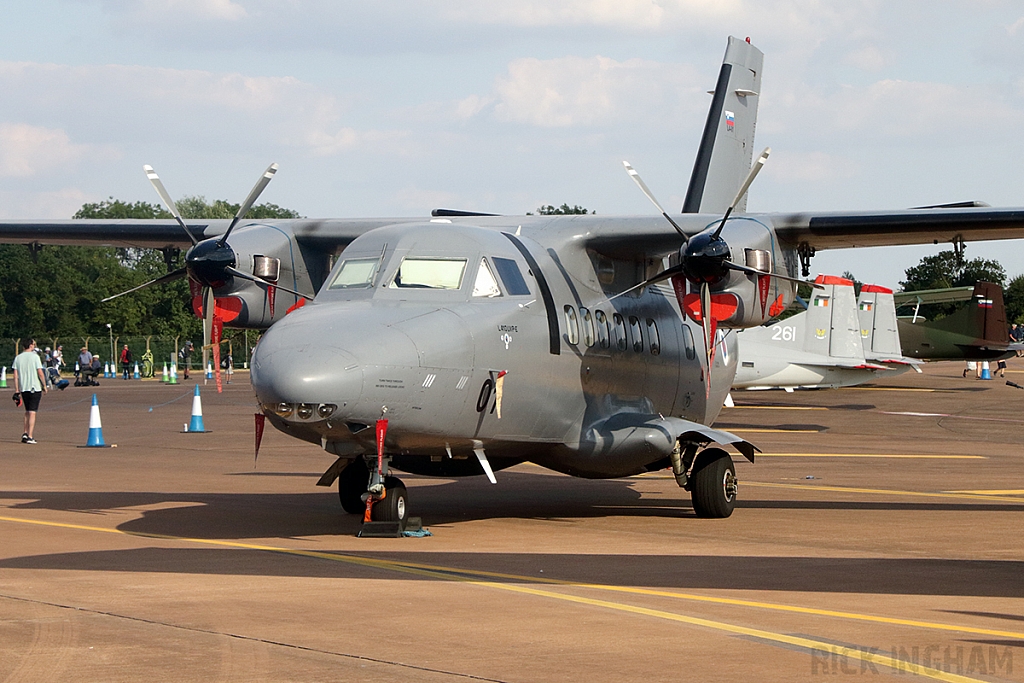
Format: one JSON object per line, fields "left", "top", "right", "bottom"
{"left": 133, "top": 362, "right": 140, "bottom": 379}
{"left": 206, "top": 362, "right": 213, "bottom": 379}
{"left": 103, "top": 362, "right": 109, "bottom": 378}
{"left": 0, "top": 366, "right": 6, "bottom": 388}
{"left": 162, "top": 363, "right": 169, "bottom": 382}
{"left": 168, "top": 363, "right": 178, "bottom": 385}
{"left": 980, "top": 361, "right": 992, "bottom": 380}
{"left": 85, "top": 394, "right": 107, "bottom": 447}
{"left": 184, "top": 384, "right": 207, "bottom": 433}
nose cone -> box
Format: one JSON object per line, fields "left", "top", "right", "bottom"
{"left": 252, "top": 305, "right": 363, "bottom": 406}
{"left": 250, "top": 302, "right": 419, "bottom": 408}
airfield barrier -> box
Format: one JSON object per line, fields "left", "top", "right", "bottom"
{"left": 4, "top": 331, "right": 260, "bottom": 376}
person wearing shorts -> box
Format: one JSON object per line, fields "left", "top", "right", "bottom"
{"left": 12, "top": 337, "right": 47, "bottom": 444}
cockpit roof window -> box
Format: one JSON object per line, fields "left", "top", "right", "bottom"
{"left": 473, "top": 258, "right": 502, "bottom": 298}
{"left": 390, "top": 257, "right": 467, "bottom": 290}
{"left": 327, "top": 257, "right": 378, "bottom": 289}
{"left": 492, "top": 257, "right": 531, "bottom": 296}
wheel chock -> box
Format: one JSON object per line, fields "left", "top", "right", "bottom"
{"left": 358, "top": 521, "right": 403, "bottom": 538}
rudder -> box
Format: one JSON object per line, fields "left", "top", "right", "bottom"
{"left": 682, "top": 36, "right": 764, "bottom": 214}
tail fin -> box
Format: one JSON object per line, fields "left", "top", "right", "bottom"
{"left": 973, "top": 281, "right": 1009, "bottom": 344}
{"left": 803, "top": 276, "right": 861, "bottom": 359}
{"left": 857, "top": 285, "right": 902, "bottom": 360}
{"left": 682, "top": 36, "right": 763, "bottom": 214}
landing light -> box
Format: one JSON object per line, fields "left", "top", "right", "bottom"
{"left": 273, "top": 402, "right": 293, "bottom": 418}
{"left": 317, "top": 404, "right": 336, "bottom": 419}
{"left": 297, "top": 403, "right": 315, "bottom": 419}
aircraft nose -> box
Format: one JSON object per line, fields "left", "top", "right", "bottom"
{"left": 251, "top": 314, "right": 363, "bottom": 406}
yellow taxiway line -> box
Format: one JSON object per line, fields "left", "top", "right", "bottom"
{"left": 947, "top": 489, "right": 1024, "bottom": 496}
{"left": 745, "top": 481, "right": 1024, "bottom": 504}
{"left": 724, "top": 405, "right": 829, "bottom": 410}
{"left": 755, "top": 453, "right": 984, "bottom": 459}
{"left": 0, "top": 513, "right": 1015, "bottom": 682}
{"left": 848, "top": 387, "right": 937, "bottom": 392}
{"left": 724, "top": 428, "right": 822, "bottom": 433}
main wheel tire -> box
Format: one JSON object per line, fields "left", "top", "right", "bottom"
{"left": 338, "top": 458, "right": 370, "bottom": 514}
{"left": 690, "top": 448, "right": 737, "bottom": 518}
{"left": 371, "top": 476, "right": 408, "bottom": 529}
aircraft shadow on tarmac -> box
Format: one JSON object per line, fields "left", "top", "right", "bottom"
{"left": 3, "top": 470, "right": 1024, "bottom": 538}
{"left": 1, "top": 547, "right": 1023, "bottom": 598}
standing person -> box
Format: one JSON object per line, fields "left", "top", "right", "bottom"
{"left": 119, "top": 344, "right": 133, "bottom": 380}
{"left": 53, "top": 345, "right": 63, "bottom": 373}
{"left": 12, "top": 338, "right": 47, "bottom": 444}
{"left": 180, "top": 341, "right": 194, "bottom": 379}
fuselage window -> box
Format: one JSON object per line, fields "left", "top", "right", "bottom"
{"left": 595, "top": 309, "right": 610, "bottom": 348}
{"left": 492, "top": 257, "right": 531, "bottom": 296}
{"left": 682, "top": 325, "right": 696, "bottom": 360}
{"left": 613, "top": 313, "right": 628, "bottom": 351}
{"left": 580, "top": 307, "right": 595, "bottom": 347}
{"left": 646, "top": 319, "right": 660, "bottom": 355}
{"left": 629, "top": 315, "right": 643, "bottom": 353}
{"left": 472, "top": 258, "right": 502, "bottom": 297}
{"left": 328, "top": 257, "right": 378, "bottom": 289}
{"left": 390, "top": 258, "right": 467, "bottom": 289}
{"left": 564, "top": 305, "right": 579, "bottom": 345}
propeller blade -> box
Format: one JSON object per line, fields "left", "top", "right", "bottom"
{"left": 723, "top": 261, "right": 822, "bottom": 288}
{"left": 622, "top": 161, "right": 686, "bottom": 237}
{"left": 712, "top": 147, "right": 771, "bottom": 239}
{"left": 202, "top": 286, "right": 214, "bottom": 380}
{"left": 101, "top": 267, "right": 187, "bottom": 303}
{"left": 143, "top": 165, "right": 198, "bottom": 245}
{"left": 217, "top": 163, "right": 278, "bottom": 248}
{"left": 700, "top": 282, "right": 714, "bottom": 398}
{"left": 224, "top": 265, "right": 313, "bottom": 300}
{"left": 608, "top": 263, "right": 684, "bottom": 301}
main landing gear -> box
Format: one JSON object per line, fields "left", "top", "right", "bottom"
{"left": 671, "top": 445, "right": 737, "bottom": 518}
{"left": 337, "top": 456, "right": 409, "bottom": 535}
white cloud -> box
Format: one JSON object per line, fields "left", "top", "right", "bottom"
{"left": 0, "top": 123, "right": 117, "bottom": 177}
{"left": 0, "top": 61, "right": 405, "bottom": 159}
{"left": 769, "top": 150, "right": 859, "bottom": 184}
{"left": 843, "top": 45, "right": 887, "bottom": 72}
{"left": 0, "top": 187, "right": 93, "bottom": 219}
{"left": 483, "top": 56, "right": 701, "bottom": 127}
{"left": 115, "top": 0, "right": 247, "bottom": 21}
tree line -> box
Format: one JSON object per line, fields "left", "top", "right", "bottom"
{"left": 0, "top": 197, "right": 298, "bottom": 341}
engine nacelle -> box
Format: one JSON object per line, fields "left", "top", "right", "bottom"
{"left": 207, "top": 223, "right": 327, "bottom": 329}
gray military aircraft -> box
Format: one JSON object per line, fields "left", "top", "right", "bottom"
{"left": 6, "top": 36, "right": 1024, "bottom": 527}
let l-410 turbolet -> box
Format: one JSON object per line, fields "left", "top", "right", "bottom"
{"left": 251, "top": 216, "right": 768, "bottom": 523}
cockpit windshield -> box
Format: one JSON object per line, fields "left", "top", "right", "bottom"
{"left": 328, "top": 257, "right": 379, "bottom": 289}
{"left": 390, "top": 258, "right": 467, "bottom": 289}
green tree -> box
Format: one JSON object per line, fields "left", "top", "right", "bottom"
{"left": 1005, "top": 274, "right": 1024, "bottom": 324}
{"left": 532, "top": 204, "right": 591, "bottom": 215}
{"left": 900, "top": 250, "right": 1005, "bottom": 291}
{"left": 0, "top": 196, "right": 301, "bottom": 340}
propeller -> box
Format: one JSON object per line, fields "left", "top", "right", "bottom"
{"left": 102, "top": 163, "right": 313, "bottom": 391}
{"left": 620, "top": 149, "right": 811, "bottom": 397}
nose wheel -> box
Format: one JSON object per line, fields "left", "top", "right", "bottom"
{"left": 370, "top": 476, "right": 408, "bottom": 526}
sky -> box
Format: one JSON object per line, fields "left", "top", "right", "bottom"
{"left": 3, "top": 1, "right": 1024, "bottom": 289}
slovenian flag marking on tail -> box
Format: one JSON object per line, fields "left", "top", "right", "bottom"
{"left": 978, "top": 298, "right": 993, "bottom": 308}
{"left": 725, "top": 111, "right": 735, "bottom": 131}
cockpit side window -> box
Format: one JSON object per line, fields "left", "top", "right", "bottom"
{"left": 492, "top": 257, "right": 531, "bottom": 296}
{"left": 390, "top": 258, "right": 467, "bottom": 289}
{"left": 328, "top": 257, "right": 379, "bottom": 289}
{"left": 472, "top": 259, "right": 502, "bottom": 298}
